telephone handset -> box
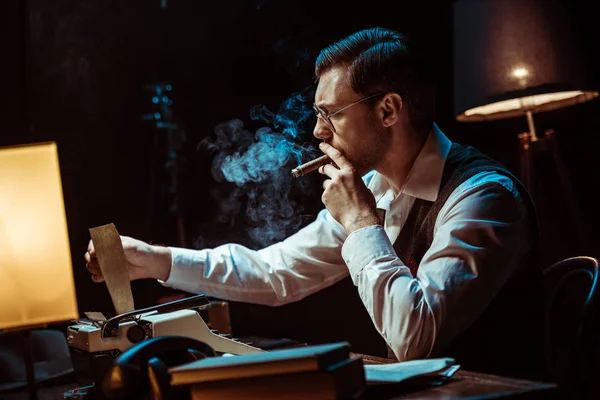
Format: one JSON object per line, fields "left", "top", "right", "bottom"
{"left": 84, "top": 335, "right": 217, "bottom": 400}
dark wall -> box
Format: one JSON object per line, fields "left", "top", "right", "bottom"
{"left": 3, "top": 0, "right": 600, "bottom": 349}
{"left": 1, "top": 0, "right": 26, "bottom": 140}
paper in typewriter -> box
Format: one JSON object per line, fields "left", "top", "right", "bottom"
{"left": 89, "top": 223, "right": 135, "bottom": 315}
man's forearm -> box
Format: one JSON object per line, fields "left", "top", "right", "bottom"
{"left": 160, "top": 242, "right": 348, "bottom": 306}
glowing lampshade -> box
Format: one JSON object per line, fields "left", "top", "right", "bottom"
{"left": 0, "top": 142, "right": 79, "bottom": 330}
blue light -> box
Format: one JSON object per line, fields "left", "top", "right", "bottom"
{"left": 154, "top": 112, "right": 161, "bottom": 119}
{"left": 161, "top": 96, "right": 169, "bottom": 103}
{"left": 165, "top": 84, "right": 172, "bottom": 91}
{"left": 152, "top": 97, "right": 159, "bottom": 104}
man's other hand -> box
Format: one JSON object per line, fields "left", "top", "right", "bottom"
{"left": 84, "top": 236, "right": 172, "bottom": 283}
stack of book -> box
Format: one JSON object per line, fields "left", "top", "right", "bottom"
{"left": 168, "top": 341, "right": 365, "bottom": 399}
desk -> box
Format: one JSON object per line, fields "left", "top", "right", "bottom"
{"left": 353, "top": 353, "right": 557, "bottom": 399}
{"left": 0, "top": 370, "right": 557, "bottom": 400}
{"left": 366, "top": 370, "right": 557, "bottom": 399}
{"left": 0, "top": 383, "right": 79, "bottom": 400}
{"left": 0, "top": 353, "right": 557, "bottom": 400}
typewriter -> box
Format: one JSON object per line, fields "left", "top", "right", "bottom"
{"left": 66, "top": 294, "right": 264, "bottom": 387}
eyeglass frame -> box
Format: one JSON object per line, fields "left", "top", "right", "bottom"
{"left": 313, "top": 92, "right": 386, "bottom": 133}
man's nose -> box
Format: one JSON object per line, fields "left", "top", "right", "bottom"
{"left": 313, "top": 118, "right": 332, "bottom": 140}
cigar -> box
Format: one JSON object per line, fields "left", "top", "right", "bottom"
{"left": 291, "top": 154, "right": 332, "bottom": 178}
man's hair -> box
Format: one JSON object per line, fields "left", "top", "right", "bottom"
{"left": 315, "top": 27, "right": 436, "bottom": 134}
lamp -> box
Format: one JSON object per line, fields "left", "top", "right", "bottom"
{"left": 453, "top": 0, "right": 599, "bottom": 262}
{"left": 0, "top": 142, "right": 79, "bottom": 399}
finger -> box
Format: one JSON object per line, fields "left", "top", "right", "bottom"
{"left": 91, "top": 273, "right": 105, "bottom": 283}
{"left": 86, "top": 261, "right": 101, "bottom": 272}
{"left": 86, "top": 258, "right": 101, "bottom": 274}
{"left": 87, "top": 239, "right": 95, "bottom": 256}
{"left": 322, "top": 179, "right": 331, "bottom": 190}
{"left": 319, "top": 143, "right": 352, "bottom": 169}
{"left": 318, "top": 163, "right": 339, "bottom": 177}
{"left": 84, "top": 251, "right": 97, "bottom": 264}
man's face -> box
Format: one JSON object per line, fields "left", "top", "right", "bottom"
{"left": 313, "top": 66, "right": 389, "bottom": 175}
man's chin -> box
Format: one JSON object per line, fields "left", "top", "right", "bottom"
{"left": 351, "top": 163, "right": 372, "bottom": 177}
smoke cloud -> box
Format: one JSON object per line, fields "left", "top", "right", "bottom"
{"left": 198, "top": 87, "right": 318, "bottom": 248}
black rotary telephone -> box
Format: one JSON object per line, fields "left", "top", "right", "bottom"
{"left": 83, "top": 336, "right": 217, "bottom": 400}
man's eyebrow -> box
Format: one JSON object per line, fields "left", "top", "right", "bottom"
{"left": 315, "top": 101, "right": 334, "bottom": 110}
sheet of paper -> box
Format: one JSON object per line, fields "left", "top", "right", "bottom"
{"left": 364, "top": 357, "right": 459, "bottom": 384}
{"left": 89, "top": 223, "right": 135, "bottom": 315}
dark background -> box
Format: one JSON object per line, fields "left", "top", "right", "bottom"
{"left": 2, "top": 0, "right": 599, "bottom": 353}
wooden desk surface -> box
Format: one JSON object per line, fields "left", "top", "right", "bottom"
{"left": 0, "top": 371, "right": 558, "bottom": 400}
{"left": 353, "top": 353, "right": 557, "bottom": 399}
{"left": 369, "top": 369, "right": 557, "bottom": 399}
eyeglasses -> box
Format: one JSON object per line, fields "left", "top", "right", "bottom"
{"left": 313, "top": 92, "right": 385, "bottom": 133}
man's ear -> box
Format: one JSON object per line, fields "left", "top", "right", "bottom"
{"left": 380, "top": 93, "right": 403, "bottom": 127}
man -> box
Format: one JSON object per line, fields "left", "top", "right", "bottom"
{"left": 85, "top": 27, "right": 544, "bottom": 378}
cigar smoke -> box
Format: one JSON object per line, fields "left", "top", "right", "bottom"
{"left": 197, "top": 89, "right": 318, "bottom": 248}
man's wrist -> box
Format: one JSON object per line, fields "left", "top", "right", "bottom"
{"left": 343, "top": 213, "right": 381, "bottom": 235}
{"left": 151, "top": 245, "right": 173, "bottom": 282}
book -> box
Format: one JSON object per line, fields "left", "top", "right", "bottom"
{"left": 188, "top": 356, "right": 366, "bottom": 400}
{"left": 169, "top": 341, "right": 351, "bottom": 386}
{"left": 363, "top": 357, "right": 459, "bottom": 384}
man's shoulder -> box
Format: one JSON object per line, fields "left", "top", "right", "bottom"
{"left": 437, "top": 151, "right": 535, "bottom": 223}
{"left": 456, "top": 170, "right": 521, "bottom": 199}
{"left": 444, "top": 142, "right": 522, "bottom": 189}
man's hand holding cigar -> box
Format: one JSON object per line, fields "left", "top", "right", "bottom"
{"left": 317, "top": 142, "right": 381, "bottom": 235}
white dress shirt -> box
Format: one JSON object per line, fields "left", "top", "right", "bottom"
{"left": 161, "top": 124, "right": 531, "bottom": 361}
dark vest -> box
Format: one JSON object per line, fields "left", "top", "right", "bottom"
{"left": 390, "top": 142, "right": 544, "bottom": 379}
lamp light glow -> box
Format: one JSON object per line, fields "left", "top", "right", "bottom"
{"left": 459, "top": 90, "right": 598, "bottom": 121}
{"left": 0, "top": 142, "right": 79, "bottom": 330}
{"left": 512, "top": 67, "right": 529, "bottom": 79}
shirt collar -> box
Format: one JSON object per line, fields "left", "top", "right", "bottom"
{"left": 369, "top": 123, "right": 452, "bottom": 203}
